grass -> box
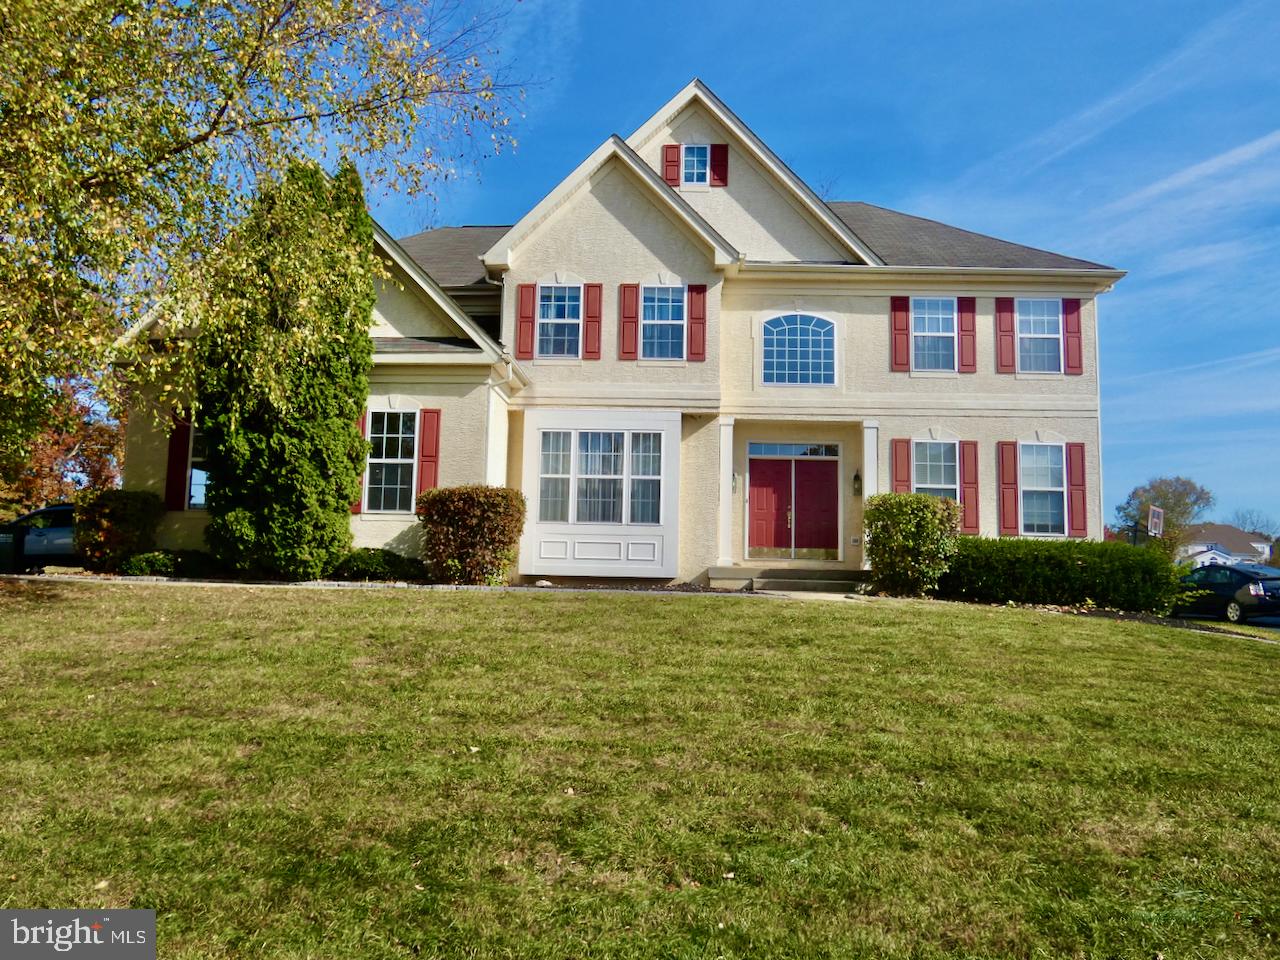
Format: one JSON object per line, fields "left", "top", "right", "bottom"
{"left": 2, "top": 580, "right": 1278, "bottom": 959}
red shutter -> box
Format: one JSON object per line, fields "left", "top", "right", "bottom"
{"left": 1066, "top": 442, "right": 1087, "bottom": 538}
{"left": 662, "top": 144, "right": 681, "bottom": 187}
{"left": 515, "top": 283, "right": 536, "bottom": 359}
{"left": 351, "top": 410, "right": 367, "bottom": 514}
{"left": 582, "top": 283, "right": 602, "bottom": 360}
{"left": 1063, "top": 298, "right": 1083, "bottom": 375}
{"left": 957, "top": 297, "right": 977, "bottom": 373}
{"left": 164, "top": 413, "right": 192, "bottom": 511}
{"left": 998, "top": 441, "right": 1019, "bottom": 536}
{"left": 959, "top": 440, "right": 979, "bottom": 534}
{"left": 890, "top": 296, "right": 910, "bottom": 371}
{"left": 995, "top": 297, "right": 1016, "bottom": 373}
{"left": 618, "top": 283, "right": 639, "bottom": 360}
{"left": 709, "top": 144, "right": 729, "bottom": 186}
{"left": 891, "top": 439, "right": 911, "bottom": 493}
{"left": 416, "top": 409, "right": 441, "bottom": 496}
{"left": 687, "top": 284, "right": 707, "bottom": 361}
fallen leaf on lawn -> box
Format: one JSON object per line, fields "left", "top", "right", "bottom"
{"left": 414, "top": 884, "right": 424, "bottom": 891}
{"left": 93, "top": 880, "right": 109, "bottom": 890}
{"left": 722, "top": 872, "right": 735, "bottom": 879}
{"left": 468, "top": 746, "right": 480, "bottom": 753}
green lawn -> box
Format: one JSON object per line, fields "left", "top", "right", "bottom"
{"left": 2, "top": 581, "right": 1278, "bottom": 959}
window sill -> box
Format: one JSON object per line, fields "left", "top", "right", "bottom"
{"left": 908, "top": 369, "right": 958, "bottom": 379}
{"left": 637, "top": 359, "right": 687, "bottom": 367}
{"left": 1014, "top": 371, "right": 1065, "bottom": 380}
{"left": 358, "top": 512, "right": 418, "bottom": 519}
{"left": 533, "top": 357, "right": 584, "bottom": 365}
{"left": 680, "top": 182, "right": 710, "bottom": 193}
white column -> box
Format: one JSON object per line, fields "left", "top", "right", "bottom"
{"left": 861, "top": 420, "right": 879, "bottom": 498}
{"left": 717, "top": 416, "right": 735, "bottom": 567}
{"left": 860, "top": 420, "right": 879, "bottom": 570}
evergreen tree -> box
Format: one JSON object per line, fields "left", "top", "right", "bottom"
{"left": 195, "top": 161, "right": 374, "bottom": 580}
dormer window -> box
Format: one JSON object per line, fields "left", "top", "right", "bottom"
{"left": 682, "top": 144, "right": 709, "bottom": 186}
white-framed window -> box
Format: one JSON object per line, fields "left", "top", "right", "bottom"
{"left": 538, "top": 431, "right": 571, "bottom": 523}
{"left": 188, "top": 427, "right": 209, "bottom": 509}
{"left": 762, "top": 314, "right": 836, "bottom": 385}
{"left": 641, "top": 285, "right": 685, "bottom": 360}
{"left": 536, "top": 284, "right": 582, "bottom": 358}
{"left": 536, "top": 429, "right": 663, "bottom": 525}
{"left": 365, "top": 411, "right": 417, "bottom": 512}
{"left": 912, "top": 297, "right": 956, "bottom": 371}
{"left": 1020, "top": 442, "right": 1065, "bottom": 535}
{"left": 1017, "top": 299, "right": 1063, "bottom": 373}
{"left": 682, "top": 144, "right": 709, "bottom": 186}
{"left": 912, "top": 440, "right": 958, "bottom": 500}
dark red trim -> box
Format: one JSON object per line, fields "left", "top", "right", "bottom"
{"left": 891, "top": 438, "right": 911, "bottom": 493}
{"left": 618, "top": 284, "right": 639, "bottom": 360}
{"left": 709, "top": 144, "right": 728, "bottom": 186}
{"left": 996, "top": 298, "right": 1016, "bottom": 373}
{"left": 515, "top": 283, "right": 536, "bottom": 360}
{"left": 1063, "top": 298, "right": 1083, "bottom": 375}
{"left": 686, "top": 284, "right": 707, "bottom": 361}
{"left": 662, "top": 144, "right": 681, "bottom": 187}
{"left": 957, "top": 296, "right": 977, "bottom": 373}
{"left": 998, "top": 441, "right": 1019, "bottom": 536}
{"left": 582, "top": 283, "right": 602, "bottom": 360}
{"left": 959, "top": 440, "right": 979, "bottom": 533}
{"left": 890, "top": 296, "right": 910, "bottom": 371}
{"left": 164, "top": 413, "right": 192, "bottom": 511}
{"left": 417, "top": 409, "right": 441, "bottom": 495}
{"left": 1066, "top": 442, "right": 1087, "bottom": 537}
{"left": 351, "top": 410, "right": 366, "bottom": 514}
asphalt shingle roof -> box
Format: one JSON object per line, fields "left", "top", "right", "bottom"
{"left": 1184, "top": 523, "right": 1274, "bottom": 555}
{"left": 397, "top": 225, "right": 507, "bottom": 287}
{"left": 826, "top": 202, "right": 1113, "bottom": 270}
{"left": 395, "top": 204, "right": 1114, "bottom": 281}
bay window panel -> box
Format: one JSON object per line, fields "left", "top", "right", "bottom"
{"left": 538, "top": 431, "right": 571, "bottom": 522}
{"left": 629, "top": 432, "right": 662, "bottom": 524}
{"left": 577, "top": 478, "right": 623, "bottom": 523}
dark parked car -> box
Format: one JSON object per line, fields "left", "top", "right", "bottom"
{"left": 1175, "top": 563, "right": 1280, "bottom": 623}
{"left": 0, "top": 504, "right": 78, "bottom": 570}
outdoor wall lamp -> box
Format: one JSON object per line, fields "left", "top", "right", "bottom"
{"left": 852, "top": 470, "right": 862, "bottom": 496}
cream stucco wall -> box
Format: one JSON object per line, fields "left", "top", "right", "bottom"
{"left": 370, "top": 262, "right": 461, "bottom": 339}
{"left": 501, "top": 156, "right": 721, "bottom": 409}
{"left": 631, "top": 104, "right": 847, "bottom": 263}
{"left": 678, "top": 414, "right": 721, "bottom": 581}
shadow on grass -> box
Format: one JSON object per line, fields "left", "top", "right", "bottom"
{"left": 0, "top": 577, "right": 69, "bottom": 608}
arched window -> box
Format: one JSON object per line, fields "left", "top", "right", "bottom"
{"left": 762, "top": 314, "right": 836, "bottom": 385}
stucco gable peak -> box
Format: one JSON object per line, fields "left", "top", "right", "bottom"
{"left": 625, "top": 79, "right": 882, "bottom": 267}
{"left": 480, "top": 135, "right": 738, "bottom": 271}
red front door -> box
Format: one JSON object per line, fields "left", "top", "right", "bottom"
{"left": 794, "top": 460, "right": 839, "bottom": 552}
{"left": 748, "top": 459, "right": 791, "bottom": 551}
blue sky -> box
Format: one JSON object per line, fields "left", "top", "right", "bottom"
{"left": 370, "top": 0, "right": 1280, "bottom": 526}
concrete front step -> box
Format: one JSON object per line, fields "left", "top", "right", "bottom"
{"left": 753, "top": 577, "right": 864, "bottom": 593}
{"left": 706, "top": 566, "right": 871, "bottom": 592}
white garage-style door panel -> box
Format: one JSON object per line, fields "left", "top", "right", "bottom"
{"left": 520, "top": 409, "right": 681, "bottom": 577}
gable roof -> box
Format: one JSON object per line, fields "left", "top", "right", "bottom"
{"left": 480, "top": 135, "right": 739, "bottom": 271}
{"left": 1184, "top": 523, "right": 1273, "bottom": 555}
{"left": 626, "top": 79, "right": 881, "bottom": 266}
{"left": 370, "top": 221, "right": 509, "bottom": 364}
{"left": 398, "top": 226, "right": 506, "bottom": 287}
{"left": 827, "top": 202, "right": 1114, "bottom": 270}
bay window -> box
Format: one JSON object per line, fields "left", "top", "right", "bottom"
{"left": 537, "top": 429, "right": 663, "bottom": 525}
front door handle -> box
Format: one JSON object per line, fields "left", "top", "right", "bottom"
{"left": 786, "top": 507, "right": 792, "bottom": 529}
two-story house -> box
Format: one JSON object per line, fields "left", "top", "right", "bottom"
{"left": 124, "top": 80, "right": 1124, "bottom": 583}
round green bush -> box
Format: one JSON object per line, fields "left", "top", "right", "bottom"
{"left": 864, "top": 493, "right": 961, "bottom": 597}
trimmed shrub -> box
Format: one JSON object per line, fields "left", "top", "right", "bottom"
{"left": 117, "top": 549, "right": 224, "bottom": 579}
{"left": 936, "top": 537, "right": 1181, "bottom": 613}
{"left": 74, "top": 490, "right": 165, "bottom": 571}
{"left": 864, "top": 493, "right": 961, "bottom": 596}
{"left": 417, "top": 486, "right": 526, "bottom": 585}
{"left": 118, "top": 551, "right": 176, "bottom": 577}
{"left": 331, "top": 548, "right": 426, "bottom": 583}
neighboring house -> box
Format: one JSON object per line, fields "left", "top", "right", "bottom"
{"left": 1178, "top": 523, "right": 1273, "bottom": 568}
{"left": 123, "top": 80, "right": 1124, "bottom": 582}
